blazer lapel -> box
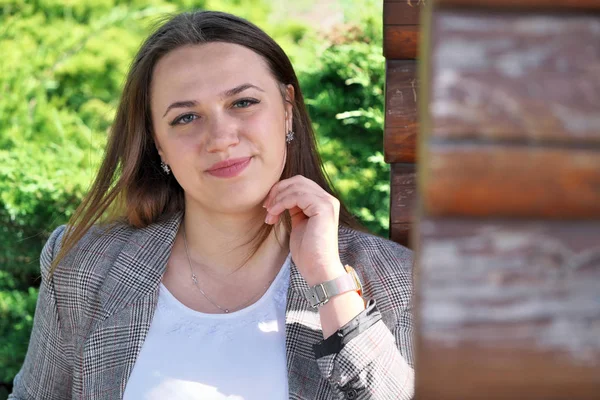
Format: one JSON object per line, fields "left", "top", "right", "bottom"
{"left": 80, "top": 212, "right": 335, "bottom": 399}
{"left": 98, "top": 212, "right": 182, "bottom": 319}
{"left": 79, "top": 212, "right": 182, "bottom": 399}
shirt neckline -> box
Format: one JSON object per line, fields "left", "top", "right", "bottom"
{"left": 159, "top": 252, "right": 291, "bottom": 319}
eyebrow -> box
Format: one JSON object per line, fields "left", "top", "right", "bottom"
{"left": 162, "top": 83, "right": 265, "bottom": 118}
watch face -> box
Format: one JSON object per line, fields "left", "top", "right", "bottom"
{"left": 345, "top": 265, "right": 363, "bottom": 296}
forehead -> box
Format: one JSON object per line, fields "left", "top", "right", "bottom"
{"left": 151, "top": 42, "right": 274, "bottom": 103}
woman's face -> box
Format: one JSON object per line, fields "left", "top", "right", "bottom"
{"left": 150, "top": 42, "right": 294, "bottom": 215}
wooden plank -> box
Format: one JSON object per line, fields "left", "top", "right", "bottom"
{"left": 390, "top": 223, "right": 412, "bottom": 248}
{"left": 434, "top": 0, "right": 600, "bottom": 10}
{"left": 390, "top": 163, "right": 417, "bottom": 247}
{"left": 390, "top": 163, "right": 417, "bottom": 224}
{"left": 416, "top": 218, "right": 600, "bottom": 400}
{"left": 384, "top": 0, "right": 423, "bottom": 26}
{"left": 421, "top": 145, "right": 600, "bottom": 218}
{"left": 385, "top": 60, "right": 419, "bottom": 163}
{"left": 429, "top": 11, "right": 600, "bottom": 143}
{"left": 384, "top": 25, "right": 419, "bottom": 59}
{"left": 385, "top": 126, "right": 417, "bottom": 163}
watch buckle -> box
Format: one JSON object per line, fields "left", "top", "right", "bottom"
{"left": 313, "top": 283, "right": 329, "bottom": 308}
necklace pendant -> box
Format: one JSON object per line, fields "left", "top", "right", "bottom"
{"left": 191, "top": 273, "right": 198, "bottom": 284}
{"left": 225, "top": 309, "right": 229, "bottom": 313}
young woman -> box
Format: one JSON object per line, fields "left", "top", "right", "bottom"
{"left": 9, "top": 10, "right": 414, "bottom": 400}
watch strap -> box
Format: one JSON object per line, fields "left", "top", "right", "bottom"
{"left": 304, "top": 266, "right": 363, "bottom": 308}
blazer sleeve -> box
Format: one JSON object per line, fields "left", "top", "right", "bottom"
{"left": 312, "top": 243, "right": 415, "bottom": 400}
{"left": 9, "top": 225, "right": 72, "bottom": 400}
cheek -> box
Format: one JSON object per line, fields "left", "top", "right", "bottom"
{"left": 159, "top": 134, "right": 196, "bottom": 166}
{"left": 247, "top": 112, "right": 285, "bottom": 147}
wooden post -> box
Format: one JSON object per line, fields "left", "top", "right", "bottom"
{"left": 415, "top": 0, "right": 600, "bottom": 398}
{"left": 384, "top": 0, "right": 426, "bottom": 247}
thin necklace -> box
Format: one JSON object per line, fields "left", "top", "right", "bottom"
{"left": 182, "top": 224, "right": 273, "bottom": 314}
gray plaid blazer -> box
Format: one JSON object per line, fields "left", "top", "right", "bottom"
{"left": 9, "top": 212, "right": 414, "bottom": 400}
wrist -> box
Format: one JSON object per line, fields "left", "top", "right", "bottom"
{"left": 319, "top": 291, "right": 366, "bottom": 339}
{"left": 303, "top": 263, "right": 364, "bottom": 310}
{"left": 303, "top": 261, "right": 346, "bottom": 287}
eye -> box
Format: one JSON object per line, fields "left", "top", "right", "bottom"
{"left": 170, "top": 113, "right": 198, "bottom": 126}
{"left": 233, "top": 98, "right": 260, "bottom": 108}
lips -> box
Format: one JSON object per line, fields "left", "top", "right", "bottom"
{"left": 206, "top": 156, "right": 252, "bottom": 178}
{"left": 206, "top": 156, "right": 252, "bottom": 172}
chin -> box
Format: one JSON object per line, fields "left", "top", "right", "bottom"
{"left": 207, "top": 187, "right": 266, "bottom": 214}
{"left": 215, "top": 201, "right": 264, "bottom": 217}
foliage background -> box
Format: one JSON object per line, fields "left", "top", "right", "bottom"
{"left": 0, "top": 0, "right": 387, "bottom": 396}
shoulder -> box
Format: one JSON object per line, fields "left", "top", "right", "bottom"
{"left": 338, "top": 225, "right": 412, "bottom": 268}
{"left": 338, "top": 225, "right": 413, "bottom": 278}
{"left": 338, "top": 225, "right": 413, "bottom": 311}
{"left": 41, "top": 220, "right": 135, "bottom": 280}
{"left": 40, "top": 225, "right": 68, "bottom": 276}
{"left": 39, "top": 220, "right": 138, "bottom": 323}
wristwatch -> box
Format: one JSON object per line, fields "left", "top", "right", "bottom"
{"left": 304, "top": 265, "right": 363, "bottom": 308}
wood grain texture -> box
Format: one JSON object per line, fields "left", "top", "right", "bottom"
{"left": 422, "top": 145, "right": 600, "bottom": 218}
{"left": 434, "top": 0, "right": 600, "bottom": 10}
{"left": 384, "top": 0, "right": 423, "bottom": 26}
{"left": 390, "top": 163, "right": 417, "bottom": 247}
{"left": 384, "top": 25, "right": 419, "bottom": 59}
{"left": 390, "top": 223, "right": 412, "bottom": 248}
{"left": 428, "top": 11, "right": 600, "bottom": 143}
{"left": 390, "top": 163, "right": 418, "bottom": 224}
{"left": 385, "top": 60, "right": 419, "bottom": 163}
{"left": 385, "top": 126, "right": 417, "bottom": 163}
{"left": 416, "top": 218, "right": 600, "bottom": 400}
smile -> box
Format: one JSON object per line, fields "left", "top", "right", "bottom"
{"left": 206, "top": 157, "right": 252, "bottom": 178}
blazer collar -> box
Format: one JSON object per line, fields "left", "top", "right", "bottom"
{"left": 99, "top": 211, "right": 312, "bottom": 319}
{"left": 98, "top": 211, "right": 182, "bottom": 320}
{"left": 92, "top": 211, "right": 325, "bottom": 399}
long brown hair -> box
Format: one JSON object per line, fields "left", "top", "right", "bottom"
{"left": 50, "top": 10, "right": 366, "bottom": 278}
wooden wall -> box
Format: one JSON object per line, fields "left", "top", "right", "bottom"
{"left": 406, "top": 0, "right": 600, "bottom": 398}
{"left": 384, "top": 0, "right": 426, "bottom": 247}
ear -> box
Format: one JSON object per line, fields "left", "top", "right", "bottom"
{"left": 284, "top": 84, "right": 295, "bottom": 132}
{"left": 154, "top": 137, "right": 167, "bottom": 164}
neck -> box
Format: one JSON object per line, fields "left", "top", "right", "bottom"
{"left": 181, "top": 200, "right": 289, "bottom": 278}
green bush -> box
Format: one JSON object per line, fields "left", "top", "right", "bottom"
{"left": 0, "top": 0, "right": 387, "bottom": 391}
{"left": 0, "top": 272, "right": 38, "bottom": 384}
{"left": 297, "top": 0, "right": 388, "bottom": 236}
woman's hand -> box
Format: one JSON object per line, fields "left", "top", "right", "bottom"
{"left": 263, "top": 175, "right": 346, "bottom": 286}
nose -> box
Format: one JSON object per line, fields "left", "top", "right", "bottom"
{"left": 204, "top": 114, "right": 240, "bottom": 153}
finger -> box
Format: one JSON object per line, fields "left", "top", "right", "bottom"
{"left": 266, "top": 183, "right": 328, "bottom": 214}
{"left": 267, "top": 191, "right": 335, "bottom": 220}
{"left": 263, "top": 175, "right": 302, "bottom": 208}
{"left": 288, "top": 205, "right": 308, "bottom": 227}
{"left": 263, "top": 175, "right": 321, "bottom": 209}
{"left": 264, "top": 205, "right": 303, "bottom": 225}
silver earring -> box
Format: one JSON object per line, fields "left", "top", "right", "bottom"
{"left": 161, "top": 161, "right": 171, "bottom": 175}
{"left": 286, "top": 130, "right": 295, "bottom": 143}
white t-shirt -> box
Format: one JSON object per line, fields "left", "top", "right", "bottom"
{"left": 123, "top": 253, "right": 291, "bottom": 400}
